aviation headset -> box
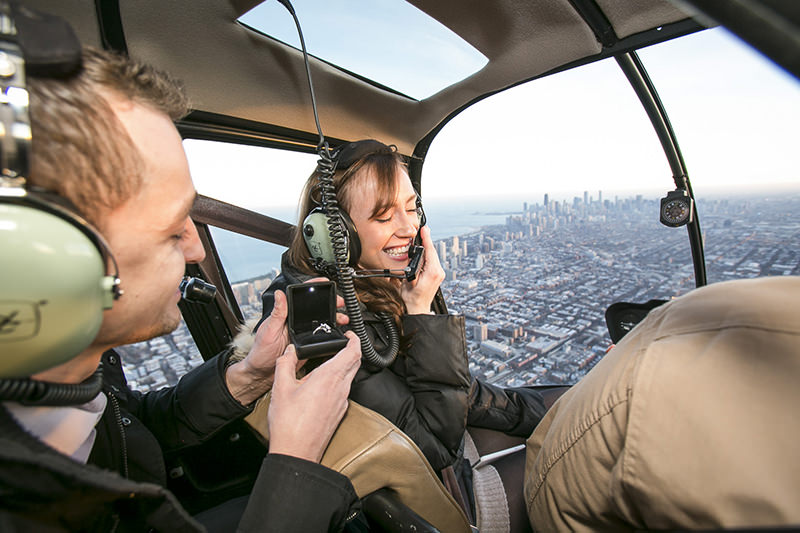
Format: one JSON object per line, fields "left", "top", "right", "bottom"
{"left": 0, "top": 3, "right": 121, "bottom": 380}
{"left": 301, "top": 139, "right": 426, "bottom": 274}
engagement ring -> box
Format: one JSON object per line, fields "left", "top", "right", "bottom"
{"left": 313, "top": 323, "right": 332, "bottom": 335}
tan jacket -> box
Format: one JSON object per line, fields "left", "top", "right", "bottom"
{"left": 525, "top": 276, "right": 800, "bottom": 531}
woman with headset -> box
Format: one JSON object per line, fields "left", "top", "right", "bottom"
{"left": 245, "top": 140, "right": 545, "bottom": 499}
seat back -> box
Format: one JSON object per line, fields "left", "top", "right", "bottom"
{"left": 246, "top": 396, "right": 471, "bottom": 533}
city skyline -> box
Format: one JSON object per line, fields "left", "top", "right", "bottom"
{"left": 123, "top": 190, "right": 800, "bottom": 392}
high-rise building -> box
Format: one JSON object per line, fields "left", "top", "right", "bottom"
{"left": 437, "top": 240, "right": 447, "bottom": 262}
{"left": 452, "top": 235, "right": 460, "bottom": 257}
{"left": 584, "top": 190, "right": 589, "bottom": 205}
{"left": 231, "top": 282, "right": 250, "bottom": 307}
{"left": 544, "top": 193, "right": 549, "bottom": 208}
{"left": 462, "top": 241, "right": 468, "bottom": 257}
{"left": 247, "top": 284, "right": 256, "bottom": 305}
{"left": 598, "top": 190, "right": 602, "bottom": 204}
{"left": 473, "top": 323, "right": 488, "bottom": 342}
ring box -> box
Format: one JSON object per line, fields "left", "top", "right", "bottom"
{"left": 286, "top": 281, "right": 348, "bottom": 359}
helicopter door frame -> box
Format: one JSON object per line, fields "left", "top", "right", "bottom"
{"left": 615, "top": 51, "right": 707, "bottom": 287}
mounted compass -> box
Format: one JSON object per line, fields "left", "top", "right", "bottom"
{"left": 660, "top": 189, "right": 694, "bottom": 227}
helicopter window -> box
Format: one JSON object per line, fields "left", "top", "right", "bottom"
{"left": 425, "top": 53, "right": 687, "bottom": 387}
{"left": 237, "top": 0, "right": 488, "bottom": 100}
{"left": 184, "top": 139, "right": 315, "bottom": 221}
{"left": 208, "top": 226, "right": 285, "bottom": 323}
{"left": 422, "top": 26, "right": 798, "bottom": 388}
{"left": 636, "top": 28, "right": 800, "bottom": 284}
{"left": 183, "top": 139, "right": 319, "bottom": 321}
{"left": 115, "top": 319, "right": 204, "bottom": 393}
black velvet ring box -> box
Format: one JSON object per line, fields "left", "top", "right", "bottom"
{"left": 286, "top": 281, "right": 348, "bottom": 359}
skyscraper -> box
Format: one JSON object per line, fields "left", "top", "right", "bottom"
{"left": 437, "top": 240, "right": 447, "bottom": 262}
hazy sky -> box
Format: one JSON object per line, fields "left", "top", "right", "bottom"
{"left": 186, "top": 8, "right": 799, "bottom": 212}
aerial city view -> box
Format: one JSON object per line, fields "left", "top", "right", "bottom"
{"left": 119, "top": 190, "right": 800, "bottom": 392}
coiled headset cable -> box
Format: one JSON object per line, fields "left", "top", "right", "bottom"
{"left": 277, "top": 0, "right": 398, "bottom": 369}
{"left": 0, "top": 365, "right": 103, "bottom": 406}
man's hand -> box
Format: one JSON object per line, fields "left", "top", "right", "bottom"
{"left": 267, "top": 331, "right": 361, "bottom": 463}
{"left": 226, "top": 278, "right": 351, "bottom": 406}
{"left": 225, "top": 289, "right": 291, "bottom": 406}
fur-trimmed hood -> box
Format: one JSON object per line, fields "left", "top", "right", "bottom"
{"left": 229, "top": 317, "right": 261, "bottom": 364}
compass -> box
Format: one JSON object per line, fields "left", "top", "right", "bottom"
{"left": 660, "top": 189, "right": 694, "bottom": 227}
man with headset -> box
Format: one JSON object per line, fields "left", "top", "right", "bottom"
{"left": 0, "top": 6, "right": 361, "bottom": 531}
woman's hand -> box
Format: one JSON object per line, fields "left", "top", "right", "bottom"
{"left": 400, "top": 225, "right": 445, "bottom": 314}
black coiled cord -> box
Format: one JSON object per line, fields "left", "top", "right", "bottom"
{"left": 277, "top": 0, "right": 399, "bottom": 369}
{"left": 315, "top": 147, "right": 399, "bottom": 369}
{"left": 0, "top": 364, "right": 103, "bottom": 406}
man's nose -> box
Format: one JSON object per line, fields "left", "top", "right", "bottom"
{"left": 184, "top": 219, "right": 206, "bottom": 264}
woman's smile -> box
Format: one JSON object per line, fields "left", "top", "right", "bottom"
{"left": 384, "top": 240, "right": 413, "bottom": 260}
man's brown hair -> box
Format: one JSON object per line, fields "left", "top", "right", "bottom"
{"left": 28, "top": 47, "right": 189, "bottom": 227}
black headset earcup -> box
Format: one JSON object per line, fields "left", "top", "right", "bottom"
{"left": 338, "top": 209, "right": 361, "bottom": 267}
{"left": 416, "top": 195, "right": 426, "bottom": 228}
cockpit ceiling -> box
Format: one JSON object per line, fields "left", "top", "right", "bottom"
{"left": 27, "top": 0, "right": 696, "bottom": 155}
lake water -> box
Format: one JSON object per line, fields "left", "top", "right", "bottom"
{"left": 211, "top": 196, "right": 522, "bottom": 282}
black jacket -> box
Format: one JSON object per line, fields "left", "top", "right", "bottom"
{"left": 0, "top": 350, "right": 359, "bottom": 532}
{"left": 258, "top": 254, "right": 546, "bottom": 472}
{"left": 89, "top": 349, "right": 252, "bottom": 485}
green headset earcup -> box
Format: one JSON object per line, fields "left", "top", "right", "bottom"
{"left": 0, "top": 203, "right": 110, "bottom": 377}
